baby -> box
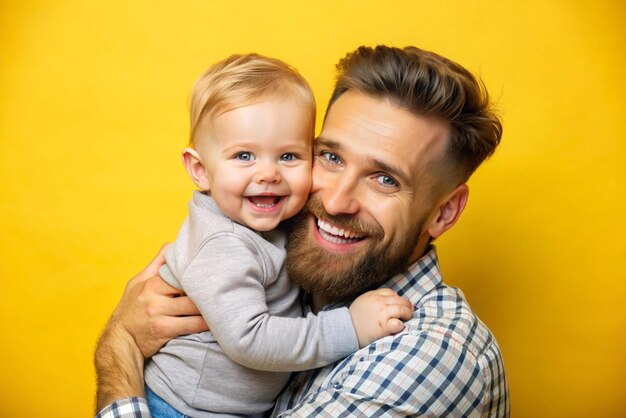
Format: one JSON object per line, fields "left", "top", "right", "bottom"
{"left": 144, "top": 53, "right": 412, "bottom": 417}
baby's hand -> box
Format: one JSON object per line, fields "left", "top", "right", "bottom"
{"left": 348, "top": 288, "right": 413, "bottom": 348}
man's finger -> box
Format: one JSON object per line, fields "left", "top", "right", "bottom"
{"left": 144, "top": 243, "right": 171, "bottom": 277}
{"left": 167, "top": 296, "right": 202, "bottom": 316}
{"left": 144, "top": 275, "right": 184, "bottom": 297}
{"left": 133, "top": 244, "right": 171, "bottom": 283}
{"left": 172, "top": 315, "right": 209, "bottom": 336}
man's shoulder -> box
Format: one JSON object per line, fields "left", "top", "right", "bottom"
{"left": 382, "top": 248, "right": 503, "bottom": 371}
{"left": 409, "top": 283, "right": 499, "bottom": 360}
{"left": 325, "top": 287, "right": 507, "bottom": 415}
{"left": 331, "top": 283, "right": 505, "bottom": 394}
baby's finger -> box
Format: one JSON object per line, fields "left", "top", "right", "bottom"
{"left": 383, "top": 303, "right": 413, "bottom": 321}
{"left": 381, "top": 294, "right": 413, "bottom": 310}
{"left": 372, "top": 288, "right": 397, "bottom": 297}
{"left": 385, "top": 318, "right": 405, "bottom": 334}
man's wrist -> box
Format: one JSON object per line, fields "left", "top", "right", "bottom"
{"left": 95, "top": 320, "right": 146, "bottom": 412}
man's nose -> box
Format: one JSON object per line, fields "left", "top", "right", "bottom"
{"left": 254, "top": 161, "right": 281, "bottom": 183}
{"left": 321, "top": 173, "right": 360, "bottom": 215}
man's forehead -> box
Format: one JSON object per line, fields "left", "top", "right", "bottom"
{"left": 320, "top": 92, "right": 450, "bottom": 174}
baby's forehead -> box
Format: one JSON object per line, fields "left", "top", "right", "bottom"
{"left": 212, "top": 90, "right": 315, "bottom": 122}
{"left": 193, "top": 98, "right": 314, "bottom": 152}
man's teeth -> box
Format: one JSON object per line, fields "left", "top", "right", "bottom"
{"left": 317, "top": 219, "right": 363, "bottom": 243}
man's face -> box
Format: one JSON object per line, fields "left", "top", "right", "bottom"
{"left": 287, "top": 91, "right": 451, "bottom": 301}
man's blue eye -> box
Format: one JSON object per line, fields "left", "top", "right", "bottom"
{"left": 376, "top": 175, "right": 397, "bottom": 187}
{"left": 322, "top": 152, "right": 341, "bottom": 164}
{"left": 236, "top": 152, "right": 254, "bottom": 161}
{"left": 281, "top": 153, "right": 297, "bottom": 161}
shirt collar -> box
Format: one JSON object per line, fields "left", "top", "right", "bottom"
{"left": 384, "top": 245, "right": 442, "bottom": 305}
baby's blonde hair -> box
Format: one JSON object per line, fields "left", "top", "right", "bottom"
{"left": 189, "top": 53, "right": 315, "bottom": 146}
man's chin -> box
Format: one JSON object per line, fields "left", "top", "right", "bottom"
{"left": 285, "top": 200, "right": 422, "bottom": 301}
{"left": 286, "top": 217, "right": 385, "bottom": 300}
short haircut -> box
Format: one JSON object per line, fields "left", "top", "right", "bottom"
{"left": 328, "top": 45, "right": 502, "bottom": 181}
{"left": 189, "top": 53, "right": 315, "bottom": 146}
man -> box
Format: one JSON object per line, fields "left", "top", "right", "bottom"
{"left": 95, "top": 45, "right": 509, "bottom": 417}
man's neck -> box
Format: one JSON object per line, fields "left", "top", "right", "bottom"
{"left": 311, "top": 294, "right": 334, "bottom": 314}
{"left": 311, "top": 295, "right": 329, "bottom": 315}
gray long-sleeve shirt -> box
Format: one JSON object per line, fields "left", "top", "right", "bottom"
{"left": 144, "top": 192, "right": 358, "bottom": 417}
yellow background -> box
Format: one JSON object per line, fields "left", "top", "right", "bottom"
{"left": 1, "top": 1, "right": 624, "bottom": 417}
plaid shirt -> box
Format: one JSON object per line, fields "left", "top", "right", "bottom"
{"left": 95, "top": 398, "right": 151, "bottom": 418}
{"left": 96, "top": 247, "right": 509, "bottom": 418}
{"left": 271, "top": 247, "right": 510, "bottom": 417}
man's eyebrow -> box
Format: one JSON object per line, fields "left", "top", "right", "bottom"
{"left": 368, "top": 157, "right": 411, "bottom": 186}
{"left": 315, "top": 136, "right": 410, "bottom": 186}
{"left": 314, "top": 136, "right": 342, "bottom": 150}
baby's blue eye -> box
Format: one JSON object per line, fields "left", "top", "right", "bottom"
{"left": 236, "top": 152, "right": 254, "bottom": 161}
{"left": 281, "top": 153, "right": 297, "bottom": 161}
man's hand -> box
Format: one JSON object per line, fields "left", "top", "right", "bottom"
{"left": 94, "top": 245, "right": 208, "bottom": 412}
{"left": 111, "top": 244, "right": 208, "bottom": 357}
{"left": 348, "top": 288, "right": 413, "bottom": 348}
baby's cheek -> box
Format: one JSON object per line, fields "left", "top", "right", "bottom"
{"left": 291, "top": 170, "right": 312, "bottom": 198}
{"left": 285, "top": 191, "right": 309, "bottom": 220}
{"left": 297, "top": 182, "right": 312, "bottom": 203}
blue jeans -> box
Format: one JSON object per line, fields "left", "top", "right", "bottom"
{"left": 146, "top": 385, "right": 188, "bottom": 418}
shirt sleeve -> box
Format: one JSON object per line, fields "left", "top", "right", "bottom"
{"left": 180, "top": 235, "right": 359, "bottom": 372}
{"left": 274, "top": 331, "right": 489, "bottom": 417}
{"left": 95, "top": 398, "right": 151, "bottom": 418}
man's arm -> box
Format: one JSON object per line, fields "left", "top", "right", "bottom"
{"left": 94, "top": 318, "right": 145, "bottom": 413}
{"left": 94, "top": 245, "right": 208, "bottom": 413}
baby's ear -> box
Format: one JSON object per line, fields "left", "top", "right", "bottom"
{"left": 182, "top": 148, "right": 210, "bottom": 191}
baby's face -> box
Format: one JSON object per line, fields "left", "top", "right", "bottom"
{"left": 197, "top": 95, "right": 314, "bottom": 231}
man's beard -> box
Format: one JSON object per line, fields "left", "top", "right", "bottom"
{"left": 286, "top": 197, "right": 423, "bottom": 301}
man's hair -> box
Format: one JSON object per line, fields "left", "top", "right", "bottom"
{"left": 189, "top": 53, "right": 315, "bottom": 146}
{"left": 328, "top": 45, "right": 502, "bottom": 181}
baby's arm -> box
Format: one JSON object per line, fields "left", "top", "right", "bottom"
{"left": 348, "top": 288, "right": 414, "bottom": 348}
{"left": 184, "top": 237, "right": 410, "bottom": 372}
{"left": 184, "top": 237, "right": 357, "bottom": 372}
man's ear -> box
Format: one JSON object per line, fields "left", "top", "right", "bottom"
{"left": 182, "top": 147, "right": 211, "bottom": 191}
{"left": 427, "top": 183, "right": 469, "bottom": 239}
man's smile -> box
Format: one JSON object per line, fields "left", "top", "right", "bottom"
{"left": 312, "top": 216, "right": 368, "bottom": 251}
{"left": 316, "top": 218, "right": 365, "bottom": 242}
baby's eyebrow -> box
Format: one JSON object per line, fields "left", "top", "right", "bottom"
{"left": 222, "top": 142, "right": 257, "bottom": 152}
